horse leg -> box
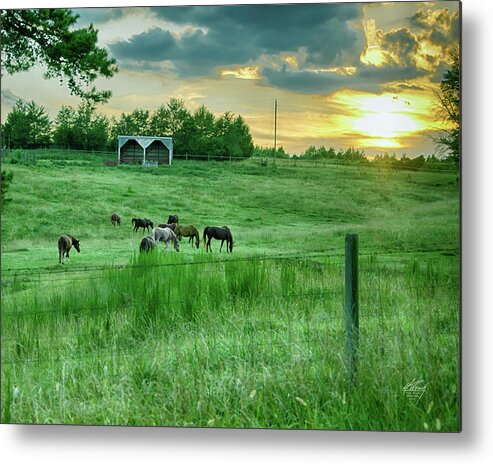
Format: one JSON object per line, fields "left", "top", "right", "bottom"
{"left": 206, "top": 237, "right": 211, "bottom": 252}
{"left": 220, "top": 240, "right": 224, "bottom": 252}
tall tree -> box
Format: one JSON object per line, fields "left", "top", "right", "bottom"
{"left": 54, "top": 102, "right": 109, "bottom": 150}
{"left": 149, "top": 98, "right": 191, "bottom": 152}
{"left": 2, "top": 99, "right": 52, "bottom": 148}
{"left": 1, "top": 9, "right": 118, "bottom": 103}
{"left": 109, "top": 109, "right": 151, "bottom": 148}
{"left": 434, "top": 47, "right": 460, "bottom": 164}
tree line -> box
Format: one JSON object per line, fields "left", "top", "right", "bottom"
{"left": 1, "top": 98, "right": 255, "bottom": 159}
{"left": 252, "top": 145, "right": 454, "bottom": 170}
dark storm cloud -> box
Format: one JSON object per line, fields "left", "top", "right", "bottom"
{"left": 110, "top": 3, "right": 364, "bottom": 76}
{"left": 262, "top": 66, "right": 353, "bottom": 94}
{"left": 262, "top": 63, "right": 427, "bottom": 95}
{"left": 110, "top": 28, "right": 177, "bottom": 61}
{"left": 379, "top": 27, "right": 419, "bottom": 67}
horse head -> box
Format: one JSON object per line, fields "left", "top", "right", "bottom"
{"left": 72, "top": 238, "right": 81, "bottom": 253}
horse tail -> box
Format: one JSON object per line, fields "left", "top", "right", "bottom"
{"left": 203, "top": 227, "right": 209, "bottom": 249}
{"left": 58, "top": 236, "right": 63, "bottom": 262}
{"left": 195, "top": 227, "right": 200, "bottom": 248}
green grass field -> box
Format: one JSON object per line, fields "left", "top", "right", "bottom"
{"left": 1, "top": 153, "right": 460, "bottom": 430}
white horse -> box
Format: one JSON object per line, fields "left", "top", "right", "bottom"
{"left": 152, "top": 227, "right": 180, "bottom": 252}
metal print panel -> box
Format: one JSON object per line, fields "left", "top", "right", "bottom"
{"left": 1, "top": 1, "right": 461, "bottom": 431}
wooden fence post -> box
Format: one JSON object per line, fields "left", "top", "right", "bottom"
{"left": 345, "top": 233, "right": 359, "bottom": 388}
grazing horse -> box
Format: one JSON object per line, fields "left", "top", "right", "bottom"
{"left": 132, "top": 218, "right": 153, "bottom": 233}
{"left": 152, "top": 227, "right": 180, "bottom": 252}
{"left": 167, "top": 214, "right": 179, "bottom": 225}
{"left": 139, "top": 236, "right": 156, "bottom": 253}
{"left": 157, "top": 223, "right": 177, "bottom": 231}
{"left": 203, "top": 226, "right": 233, "bottom": 253}
{"left": 58, "top": 235, "right": 80, "bottom": 264}
{"left": 111, "top": 213, "right": 121, "bottom": 226}
{"left": 174, "top": 224, "right": 200, "bottom": 249}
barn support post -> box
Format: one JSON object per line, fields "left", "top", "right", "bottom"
{"left": 345, "top": 233, "right": 359, "bottom": 389}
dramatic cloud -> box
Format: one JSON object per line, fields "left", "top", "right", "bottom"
{"left": 262, "top": 63, "right": 427, "bottom": 95}
{"left": 110, "top": 4, "right": 365, "bottom": 77}
{"left": 409, "top": 7, "right": 460, "bottom": 56}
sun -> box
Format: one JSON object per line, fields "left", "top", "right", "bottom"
{"left": 333, "top": 91, "right": 428, "bottom": 150}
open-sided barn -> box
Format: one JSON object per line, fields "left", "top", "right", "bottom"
{"left": 118, "top": 136, "right": 173, "bottom": 165}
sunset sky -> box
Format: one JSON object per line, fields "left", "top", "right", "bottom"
{"left": 1, "top": 1, "right": 461, "bottom": 156}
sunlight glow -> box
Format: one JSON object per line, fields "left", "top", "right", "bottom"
{"left": 330, "top": 90, "right": 431, "bottom": 149}
{"left": 220, "top": 66, "right": 260, "bottom": 80}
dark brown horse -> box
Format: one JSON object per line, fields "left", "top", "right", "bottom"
{"left": 111, "top": 213, "right": 121, "bottom": 226}
{"left": 132, "top": 218, "right": 153, "bottom": 233}
{"left": 58, "top": 235, "right": 80, "bottom": 264}
{"left": 167, "top": 214, "right": 179, "bottom": 225}
{"left": 203, "top": 226, "right": 233, "bottom": 253}
{"left": 174, "top": 224, "right": 200, "bottom": 249}
{"left": 157, "top": 223, "right": 177, "bottom": 231}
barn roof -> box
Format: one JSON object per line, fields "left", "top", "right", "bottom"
{"left": 118, "top": 135, "right": 173, "bottom": 150}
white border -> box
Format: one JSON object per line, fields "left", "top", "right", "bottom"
{"left": 2, "top": 1, "right": 493, "bottom": 463}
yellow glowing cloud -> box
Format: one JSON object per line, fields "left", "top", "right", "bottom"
{"left": 281, "top": 54, "right": 299, "bottom": 70}
{"left": 220, "top": 66, "right": 260, "bottom": 80}
{"left": 360, "top": 19, "right": 387, "bottom": 67}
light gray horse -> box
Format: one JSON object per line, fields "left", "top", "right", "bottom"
{"left": 152, "top": 227, "right": 180, "bottom": 252}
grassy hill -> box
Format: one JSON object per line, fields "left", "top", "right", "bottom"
{"left": 1, "top": 153, "right": 460, "bottom": 430}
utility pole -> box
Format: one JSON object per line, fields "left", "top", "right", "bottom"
{"left": 274, "top": 98, "right": 278, "bottom": 166}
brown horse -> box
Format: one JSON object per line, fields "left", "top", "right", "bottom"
{"left": 58, "top": 235, "right": 80, "bottom": 264}
{"left": 203, "top": 226, "right": 233, "bottom": 253}
{"left": 111, "top": 213, "right": 121, "bottom": 226}
{"left": 174, "top": 224, "right": 200, "bottom": 249}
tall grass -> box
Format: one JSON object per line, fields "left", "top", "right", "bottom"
{"left": 2, "top": 249, "right": 459, "bottom": 430}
